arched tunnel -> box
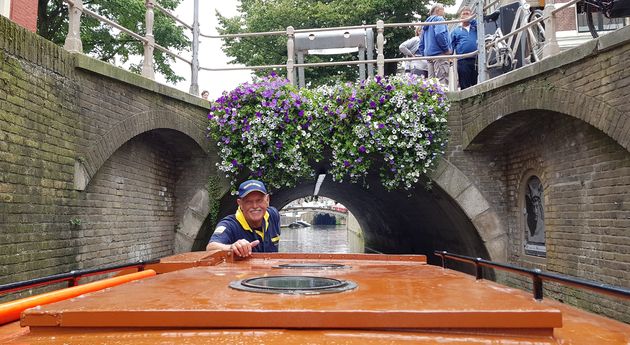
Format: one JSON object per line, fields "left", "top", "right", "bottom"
{"left": 199, "top": 174, "right": 490, "bottom": 267}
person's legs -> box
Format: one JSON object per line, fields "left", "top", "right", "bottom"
{"left": 458, "top": 58, "right": 477, "bottom": 89}
{"left": 432, "top": 59, "right": 449, "bottom": 86}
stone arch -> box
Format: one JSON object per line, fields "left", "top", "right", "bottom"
{"left": 74, "top": 110, "right": 210, "bottom": 190}
{"left": 463, "top": 87, "right": 628, "bottom": 152}
{"left": 199, "top": 157, "right": 505, "bottom": 262}
{"left": 430, "top": 158, "right": 507, "bottom": 262}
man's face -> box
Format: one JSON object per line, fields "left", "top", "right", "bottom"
{"left": 237, "top": 192, "right": 269, "bottom": 226}
{"left": 461, "top": 10, "right": 472, "bottom": 24}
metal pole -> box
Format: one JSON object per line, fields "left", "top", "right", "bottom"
{"left": 358, "top": 46, "right": 366, "bottom": 81}
{"left": 366, "top": 28, "right": 375, "bottom": 78}
{"left": 297, "top": 51, "right": 305, "bottom": 88}
{"left": 448, "top": 58, "right": 458, "bottom": 91}
{"left": 533, "top": 269, "right": 544, "bottom": 300}
{"left": 376, "top": 20, "right": 385, "bottom": 77}
{"left": 142, "top": 0, "right": 155, "bottom": 79}
{"left": 543, "top": 0, "right": 560, "bottom": 58}
{"left": 286, "top": 26, "right": 296, "bottom": 86}
{"left": 64, "top": 0, "right": 83, "bottom": 53}
{"left": 189, "top": 0, "right": 200, "bottom": 95}
{"left": 476, "top": 0, "right": 488, "bottom": 82}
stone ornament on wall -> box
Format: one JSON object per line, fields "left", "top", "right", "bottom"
{"left": 524, "top": 176, "right": 546, "bottom": 257}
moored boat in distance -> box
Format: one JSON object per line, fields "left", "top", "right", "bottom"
{"left": 0, "top": 251, "right": 628, "bottom": 344}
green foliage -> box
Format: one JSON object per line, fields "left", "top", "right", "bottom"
{"left": 206, "top": 175, "right": 222, "bottom": 229}
{"left": 37, "top": 0, "right": 189, "bottom": 83}
{"left": 207, "top": 74, "right": 450, "bottom": 192}
{"left": 216, "top": 0, "right": 454, "bottom": 86}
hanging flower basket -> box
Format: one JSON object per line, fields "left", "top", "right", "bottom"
{"left": 207, "top": 73, "right": 449, "bottom": 193}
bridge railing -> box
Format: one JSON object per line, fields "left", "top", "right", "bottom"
{"left": 62, "top": 0, "right": 573, "bottom": 95}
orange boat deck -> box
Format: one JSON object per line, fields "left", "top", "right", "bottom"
{"left": 1, "top": 252, "right": 628, "bottom": 344}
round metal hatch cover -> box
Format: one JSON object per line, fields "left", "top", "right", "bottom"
{"left": 229, "top": 275, "right": 357, "bottom": 294}
{"left": 273, "top": 263, "right": 349, "bottom": 270}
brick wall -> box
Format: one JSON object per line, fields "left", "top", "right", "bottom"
{"left": 502, "top": 113, "right": 630, "bottom": 322}
{"left": 447, "top": 29, "right": 630, "bottom": 321}
{"left": 10, "top": 0, "right": 37, "bottom": 32}
{"left": 0, "top": 15, "right": 213, "bottom": 301}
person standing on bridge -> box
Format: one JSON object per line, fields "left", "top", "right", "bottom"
{"left": 206, "top": 180, "right": 281, "bottom": 256}
{"left": 419, "top": 3, "right": 451, "bottom": 86}
{"left": 399, "top": 26, "right": 428, "bottom": 78}
{"left": 450, "top": 6, "right": 478, "bottom": 89}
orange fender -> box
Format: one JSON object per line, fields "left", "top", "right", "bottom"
{"left": 0, "top": 269, "right": 156, "bottom": 325}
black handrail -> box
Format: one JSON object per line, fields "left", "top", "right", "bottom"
{"left": 434, "top": 251, "right": 630, "bottom": 301}
{"left": 0, "top": 259, "right": 160, "bottom": 296}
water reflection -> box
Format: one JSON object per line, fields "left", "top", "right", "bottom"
{"left": 279, "top": 224, "right": 356, "bottom": 253}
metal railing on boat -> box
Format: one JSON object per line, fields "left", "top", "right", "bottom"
{"left": 0, "top": 259, "right": 159, "bottom": 296}
{"left": 434, "top": 250, "right": 630, "bottom": 301}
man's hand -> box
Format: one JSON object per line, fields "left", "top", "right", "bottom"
{"left": 230, "top": 239, "right": 260, "bottom": 257}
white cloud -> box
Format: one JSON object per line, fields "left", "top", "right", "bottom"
{"left": 158, "top": 0, "right": 251, "bottom": 100}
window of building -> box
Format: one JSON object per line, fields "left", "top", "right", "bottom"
{"left": 0, "top": 0, "right": 11, "bottom": 18}
{"left": 523, "top": 176, "right": 546, "bottom": 257}
{"left": 576, "top": 10, "right": 625, "bottom": 33}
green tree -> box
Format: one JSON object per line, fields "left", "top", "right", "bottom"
{"left": 216, "top": 0, "right": 453, "bottom": 85}
{"left": 37, "top": 0, "right": 190, "bottom": 83}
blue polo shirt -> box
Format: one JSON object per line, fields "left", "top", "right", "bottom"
{"left": 450, "top": 20, "right": 478, "bottom": 59}
{"left": 209, "top": 206, "right": 281, "bottom": 252}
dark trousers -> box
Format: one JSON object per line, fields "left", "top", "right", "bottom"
{"left": 457, "top": 58, "right": 478, "bottom": 90}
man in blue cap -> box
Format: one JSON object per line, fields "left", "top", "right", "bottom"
{"left": 206, "top": 180, "right": 281, "bottom": 256}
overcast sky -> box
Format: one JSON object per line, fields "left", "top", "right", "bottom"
{"left": 162, "top": 0, "right": 462, "bottom": 100}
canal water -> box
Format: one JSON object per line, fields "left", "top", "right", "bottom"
{"left": 279, "top": 224, "right": 356, "bottom": 253}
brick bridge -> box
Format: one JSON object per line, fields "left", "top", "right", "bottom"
{"left": 1, "top": 16, "right": 628, "bottom": 321}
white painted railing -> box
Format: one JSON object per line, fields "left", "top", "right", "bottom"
{"left": 62, "top": 0, "right": 574, "bottom": 94}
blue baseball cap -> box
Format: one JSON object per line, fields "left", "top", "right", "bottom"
{"left": 238, "top": 180, "right": 268, "bottom": 198}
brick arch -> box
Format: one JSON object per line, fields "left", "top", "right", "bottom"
{"left": 463, "top": 87, "right": 629, "bottom": 152}
{"left": 73, "top": 110, "right": 209, "bottom": 190}
{"left": 431, "top": 158, "right": 508, "bottom": 262}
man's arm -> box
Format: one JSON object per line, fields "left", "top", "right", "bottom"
{"left": 206, "top": 241, "right": 231, "bottom": 251}
{"left": 207, "top": 239, "right": 260, "bottom": 256}
{"left": 435, "top": 18, "right": 451, "bottom": 54}
{"left": 450, "top": 29, "right": 459, "bottom": 54}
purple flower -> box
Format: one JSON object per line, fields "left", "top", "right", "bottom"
{"left": 231, "top": 159, "right": 238, "bottom": 166}
{"left": 298, "top": 110, "right": 304, "bottom": 117}
{"left": 275, "top": 140, "right": 283, "bottom": 149}
{"left": 343, "top": 160, "right": 351, "bottom": 167}
{"left": 369, "top": 101, "right": 376, "bottom": 108}
{"left": 358, "top": 145, "right": 366, "bottom": 153}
